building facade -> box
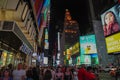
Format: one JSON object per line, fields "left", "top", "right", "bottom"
{"left": 0, "top": 0, "right": 38, "bottom": 67}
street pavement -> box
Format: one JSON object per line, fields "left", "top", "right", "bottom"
{"left": 41, "top": 71, "right": 119, "bottom": 80}
{"left": 99, "top": 72, "right": 115, "bottom": 80}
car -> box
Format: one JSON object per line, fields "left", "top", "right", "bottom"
{"left": 103, "top": 67, "right": 111, "bottom": 72}
{"left": 103, "top": 66, "right": 116, "bottom": 72}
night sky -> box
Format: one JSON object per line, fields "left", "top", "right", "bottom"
{"left": 50, "top": 0, "right": 90, "bottom": 33}
{"left": 49, "top": 0, "right": 92, "bottom": 38}
{"left": 49, "top": 0, "right": 92, "bottom": 55}
{"left": 48, "top": 0, "right": 117, "bottom": 58}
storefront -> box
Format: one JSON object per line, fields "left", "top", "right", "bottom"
{"left": 0, "top": 47, "right": 28, "bottom": 68}
{"left": 0, "top": 50, "right": 14, "bottom": 67}
{"left": 0, "top": 21, "right": 33, "bottom": 68}
{"left": 0, "top": 40, "right": 18, "bottom": 68}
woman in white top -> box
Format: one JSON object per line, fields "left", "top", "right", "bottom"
{"left": 73, "top": 67, "right": 78, "bottom": 80}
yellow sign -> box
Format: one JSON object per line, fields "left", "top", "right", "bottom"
{"left": 67, "top": 49, "right": 72, "bottom": 55}
{"left": 72, "top": 42, "right": 79, "bottom": 55}
{"left": 106, "top": 32, "right": 120, "bottom": 54}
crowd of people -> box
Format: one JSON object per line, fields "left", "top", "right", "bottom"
{"left": 2, "top": 63, "right": 120, "bottom": 80}
{"left": 0, "top": 63, "right": 101, "bottom": 80}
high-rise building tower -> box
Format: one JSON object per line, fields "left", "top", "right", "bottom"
{"left": 64, "top": 9, "right": 79, "bottom": 49}
{"left": 60, "top": 9, "right": 80, "bottom": 65}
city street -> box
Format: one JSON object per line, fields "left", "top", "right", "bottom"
{"left": 99, "top": 72, "right": 115, "bottom": 80}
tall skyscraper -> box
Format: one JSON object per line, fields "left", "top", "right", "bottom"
{"left": 60, "top": 9, "right": 80, "bottom": 65}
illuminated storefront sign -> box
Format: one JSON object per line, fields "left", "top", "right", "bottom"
{"left": 0, "top": 51, "right": 14, "bottom": 67}
{"left": 19, "top": 43, "right": 32, "bottom": 55}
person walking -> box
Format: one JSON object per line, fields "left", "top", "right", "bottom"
{"left": 0, "top": 69, "right": 13, "bottom": 80}
{"left": 12, "top": 63, "right": 26, "bottom": 80}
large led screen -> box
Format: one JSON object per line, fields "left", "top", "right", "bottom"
{"left": 105, "top": 32, "right": 120, "bottom": 54}
{"left": 43, "top": 57, "right": 48, "bottom": 64}
{"left": 101, "top": 3, "right": 120, "bottom": 37}
{"left": 80, "top": 55, "right": 91, "bottom": 65}
{"left": 72, "top": 42, "right": 79, "bottom": 55}
{"left": 91, "top": 54, "right": 99, "bottom": 65}
{"left": 76, "top": 56, "right": 80, "bottom": 65}
{"left": 101, "top": 3, "right": 120, "bottom": 54}
{"left": 80, "top": 35, "right": 97, "bottom": 54}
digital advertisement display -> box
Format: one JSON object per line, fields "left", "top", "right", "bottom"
{"left": 72, "top": 42, "right": 79, "bottom": 55}
{"left": 44, "top": 57, "right": 48, "bottom": 64}
{"left": 101, "top": 3, "right": 120, "bottom": 37}
{"left": 45, "top": 28, "right": 48, "bottom": 39}
{"left": 105, "top": 32, "right": 120, "bottom": 54}
{"left": 66, "top": 54, "right": 71, "bottom": 60}
{"left": 80, "top": 55, "right": 91, "bottom": 65}
{"left": 34, "top": 0, "right": 43, "bottom": 15}
{"left": 101, "top": 3, "right": 120, "bottom": 54}
{"left": 91, "top": 54, "right": 99, "bottom": 65}
{"left": 69, "top": 58, "right": 72, "bottom": 65}
{"left": 44, "top": 40, "right": 49, "bottom": 49}
{"left": 80, "top": 35, "right": 97, "bottom": 54}
{"left": 66, "top": 49, "right": 72, "bottom": 55}
{"left": 76, "top": 56, "right": 80, "bottom": 65}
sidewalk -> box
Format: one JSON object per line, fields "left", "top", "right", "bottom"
{"left": 99, "top": 72, "right": 115, "bottom": 80}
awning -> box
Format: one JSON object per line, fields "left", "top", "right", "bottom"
{"left": 0, "top": 21, "right": 33, "bottom": 52}
{"left": 0, "top": 31, "right": 22, "bottom": 50}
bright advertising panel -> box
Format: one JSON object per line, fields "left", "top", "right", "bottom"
{"left": 72, "top": 42, "right": 79, "bottom": 55}
{"left": 91, "top": 54, "right": 99, "bottom": 65}
{"left": 80, "top": 35, "right": 97, "bottom": 54}
{"left": 80, "top": 55, "right": 91, "bottom": 65}
{"left": 101, "top": 3, "right": 120, "bottom": 37}
{"left": 76, "top": 56, "right": 80, "bottom": 65}
{"left": 105, "top": 32, "right": 120, "bottom": 54}
{"left": 44, "top": 57, "right": 48, "bottom": 64}
{"left": 44, "top": 28, "right": 49, "bottom": 49}
{"left": 101, "top": 3, "right": 120, "bottom": 54}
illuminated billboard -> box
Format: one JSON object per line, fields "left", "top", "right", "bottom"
{"left": 105, "top": 32, "right": 120, "bottom": 54}
{"left": 45, "top": 28, "right": 48, "bottom": 39}
{"left": 34, "top": 0, "right": 43, "bottom": 15}
{"left": 91, "top": 54, "right": 99, "bottom": 65}
{"left": 72, "top": 42, "right": 79, "bottom": 55}
{"left": 101, "top": 3, "right": 120, "bottom": 54}
{"left": 76, "top": 56, "right": 80, "bottom": 65}
{"left": 44, "top": 57, "right": 48, "bottom": 64}
{"left": 44, "top": 40, "right": 49, "bottom": 49}
{"left": 101, "top": 3, "right": 120, "bottom": 37}
{"left": 80, "top": 35, "right": 97, "bottom": 54}
{"left": 44, "top": 28, "right": 49, "bottom": 49}
{"left": 80, "top": 55, "right": 91, "bottom": 65}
